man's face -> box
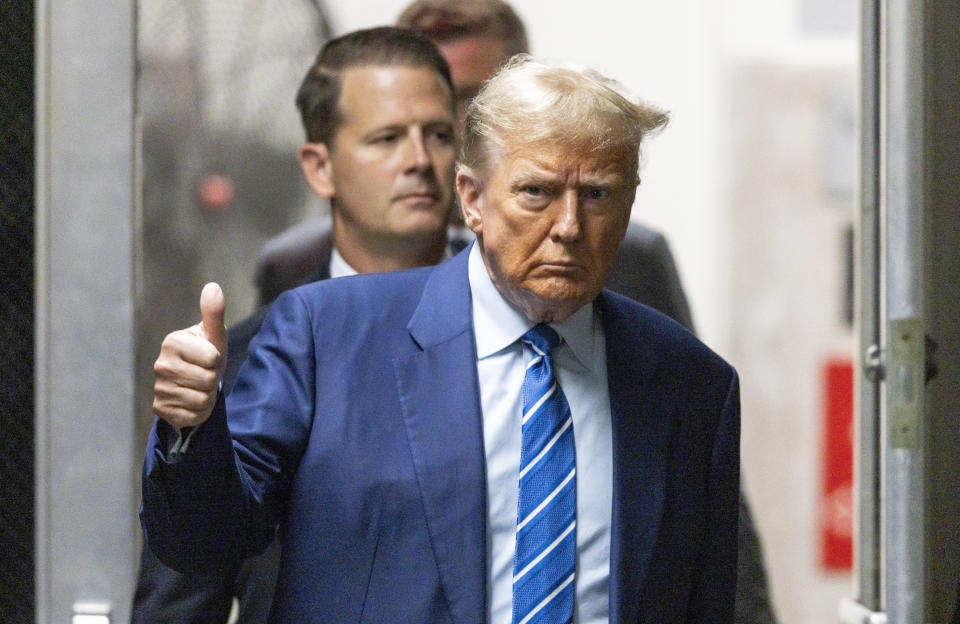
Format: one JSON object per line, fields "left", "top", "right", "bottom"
{"left": 436, "top": 34, "right": 510, "bottom": 129}
{"left": 323, "top": 65, "right": 456, "bottom": 252}
{"left": 458, "top": 142, "right": 637, "bottom": 323}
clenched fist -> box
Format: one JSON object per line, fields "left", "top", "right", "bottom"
{"left": 153, "top": 282, "right": 228, "bottom": 429}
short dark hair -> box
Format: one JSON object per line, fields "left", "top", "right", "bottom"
{"left": 295, "top": 26, "right": 454, "bottom": 145}
{"left": 397, "top": 0, "right": 529, "bottom": 58}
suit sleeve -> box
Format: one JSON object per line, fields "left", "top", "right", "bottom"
{"left": 139, "top": 289, "right": 317, "bottom": 573}
{"left": 130, "top": 306, "right": 276, "bottom": 617}
{"left": 688, "top": 368, "right": 741, "bottom": 623}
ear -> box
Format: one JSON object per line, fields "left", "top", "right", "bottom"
{"left": 456, "top": 168, "right": 483, "bottom": 236}
{"left": 298, "top": 142, "right": 335, "bottom": 199}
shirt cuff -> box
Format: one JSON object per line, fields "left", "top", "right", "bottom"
{"left": 164, "top": 381, "right": 221, "bottom": 455}
{"left": 167, "top": 425, "right": 200, "bottom": 455}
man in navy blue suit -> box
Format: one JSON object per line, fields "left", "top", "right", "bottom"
{"left": 142, "top": 53, "right": 740, "bottom": 623}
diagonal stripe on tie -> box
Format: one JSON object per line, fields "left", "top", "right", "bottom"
{"left": 517, "top": 572, "right": 576, "bottom": 624}
{"left": 517, "top": 468, "right": 576, "bottom": 531}
{"left": 513, "top": 324, "right": 576, "bottom": 624}
{"left": 523, "top": 382, "right": 557, "bottom": 424}
{"left": 518, "top": 416, "right": 572, "bottom": 480}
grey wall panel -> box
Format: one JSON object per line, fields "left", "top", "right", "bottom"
{"left": 35, "top": 1, "right": 138, "bottom": 622}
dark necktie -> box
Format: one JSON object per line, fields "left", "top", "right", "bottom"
{"left": 512, "top": 324, "right": 577, "bottom": 624}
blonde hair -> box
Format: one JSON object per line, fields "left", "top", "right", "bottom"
{"left": 459, "top": 55, "right": 668, "bottom": 185}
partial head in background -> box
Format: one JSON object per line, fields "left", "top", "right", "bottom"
{"left": 294, "top": 27, "right": 457, "bottom": 272}
{"left": 456, "top": 56, "right": 669, "bottom": 323}
{"left": 398, "top": 0, "right": 528, "bottom": 126}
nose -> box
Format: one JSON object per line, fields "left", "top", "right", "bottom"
{"left": 404, "top": 128, "right": 432, "bottom": 174}
{"left": 552, "top": 190, "right": 582, "bottom": 242}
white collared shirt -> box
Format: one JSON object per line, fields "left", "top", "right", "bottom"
{"left": 468, "top": 244, "right": 613, "bottom": 624}
{"left": 328, "top": 247, "right": 358, "bottom": 279}
{"left": 329, "top": 234, "right": 460, "bottom": 279}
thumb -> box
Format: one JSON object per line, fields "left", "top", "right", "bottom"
{"left": 199, "top": 282, "right": 228, "bottom": 360}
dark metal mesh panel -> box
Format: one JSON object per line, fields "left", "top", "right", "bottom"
{"left": 0, "top": 0, "right": 35, "bottom": 622}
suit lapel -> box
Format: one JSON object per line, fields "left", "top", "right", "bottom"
{"left": 600, "top": 292, "right": 673, "bottom": 623}
{"left": 394, "top": 249, "right": 487, "bottom": 624}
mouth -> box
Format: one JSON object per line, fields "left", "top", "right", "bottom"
{"left": 395, "top": 190, "right": 440, "bottom": 204}
{"left": 537, "top": 261, "right": 586, "bottom": 273}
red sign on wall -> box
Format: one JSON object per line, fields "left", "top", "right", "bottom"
{"left": 819, "top": 356, "right": 854, "bottom": 571}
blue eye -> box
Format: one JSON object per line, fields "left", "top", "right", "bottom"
{"left": 585, "top": 187, "right": 610, "bottom": 201}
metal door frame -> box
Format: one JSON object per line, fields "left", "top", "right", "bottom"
{"left": 843, "top": 1, "right": 927, "bottom": 622}
{"left": 35, "top": 1, "right": 138, "bottom": 621}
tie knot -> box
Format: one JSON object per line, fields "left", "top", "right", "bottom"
{"left": 521, "top": 323, "right": 561, "bottom": 355}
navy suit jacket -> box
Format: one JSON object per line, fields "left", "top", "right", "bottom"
{"left": 141, "top": 247, "right": 740, "bottom": 623}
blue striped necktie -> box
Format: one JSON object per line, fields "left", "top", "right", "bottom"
{"left": 513, "top": 324, "right": 577, "bottom": 624}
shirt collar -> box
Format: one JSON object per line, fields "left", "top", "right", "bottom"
{"left": 329, "top": 241, "right": 457, "bottom": 280}
{"left": 468, "top": 243, "right": 597, "bottom": 371}
{"left": 329, "top": 247, "right": 358, "bottom": 279}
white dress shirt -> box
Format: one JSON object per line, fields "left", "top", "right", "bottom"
{"left": 468, "top": 244, "right": 613, "bottom": 624}
{"left": 328, "top": 247, "right": 357, "bottom": 279}
{"left": 329, "top": 242, "right": 456, "bottom": 278}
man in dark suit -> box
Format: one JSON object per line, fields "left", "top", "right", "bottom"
{"left": 132, "top": 27, "right": 458, "bottom": 622}
{"left": 142, "top": 53, "right": 740, "bottom": 622}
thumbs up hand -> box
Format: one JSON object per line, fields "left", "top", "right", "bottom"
{"left": 153, "top": 283, "right": 229, "bottom": 429}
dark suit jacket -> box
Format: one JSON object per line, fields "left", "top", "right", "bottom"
{"left": 607, "top": 223, "right": 693, "bottom": 330}
{"left": 140, "top": 247, "right": 740, "bottom": 623}
{"left": 254, "top": 217, "right": 334, "bottom": 307}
